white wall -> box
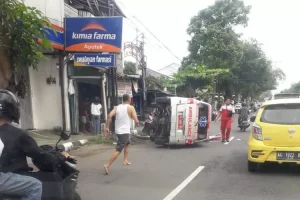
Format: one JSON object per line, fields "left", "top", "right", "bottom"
{"left": 23, "top": 0, "right": 64, "bottom": 26}
{"left": 23, "top": 0, "right": 65, "bottom": 129}
{"left": 29, "top": 58, "right": 63, "bottom": 129}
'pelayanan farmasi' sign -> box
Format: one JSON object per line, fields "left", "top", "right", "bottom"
{"left": 74, "top": 53, "right": 115, "bottom": 67}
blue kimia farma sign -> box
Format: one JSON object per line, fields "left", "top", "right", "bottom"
{"left": 74, "top": 54, "right": 115, "bottom": 67}
{"left": 64, "top": 17, "right": 123, "bottom": 53}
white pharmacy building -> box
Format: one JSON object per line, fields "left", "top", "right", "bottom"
{"left": 20, "top": 0, "right": 125, "bottom": 133}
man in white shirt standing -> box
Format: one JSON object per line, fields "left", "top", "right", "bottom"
{"left": 103, "top": 94, "right": 139, "bottom": 175}
{"left": 91, "top": 97, "right": 102, "bottom": 134}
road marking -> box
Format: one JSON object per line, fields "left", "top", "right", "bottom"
{"left": 163, "top": 166, "right": 205, "bottom": 200}
{"left": 236, "top": 138, "right": 241, "bottom": 141}
{"left": 224, "top": 136, "right": 235, "bottom": 145}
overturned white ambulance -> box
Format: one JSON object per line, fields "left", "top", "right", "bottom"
{"left": 149, "top": 97, "right": 211, "bottom": 146}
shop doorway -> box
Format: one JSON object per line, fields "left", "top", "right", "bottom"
{"left": 76, "top": 79, "right": 103, "bottom": 134}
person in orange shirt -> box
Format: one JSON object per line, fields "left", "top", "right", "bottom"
{"left": 215, "top": 98, "right": 235, "bottom": 142}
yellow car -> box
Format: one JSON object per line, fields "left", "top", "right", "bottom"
{"left": 248, "top": 98, "right": 300, "bottom": 172}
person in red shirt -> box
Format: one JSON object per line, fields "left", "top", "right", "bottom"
{"left": 215, "top": 98, "right": 235, "bottom": 142}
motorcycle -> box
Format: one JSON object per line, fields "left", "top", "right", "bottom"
{"left": 0, "top": 131, "right": 81, "bottom": 200}
{"left": 238, "top": 116, "right": 250, "bottom": 132}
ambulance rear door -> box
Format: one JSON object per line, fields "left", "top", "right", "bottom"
{"left": 197, "top": 101, "right": 211, "bottom": 140}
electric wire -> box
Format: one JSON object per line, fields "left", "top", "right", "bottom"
{"left": 70, "top": 0, "right": 183, "bottom": 64}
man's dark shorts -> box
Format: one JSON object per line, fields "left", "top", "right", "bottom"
{"left": 116, "top": 134, "right": 130, "bottom": 152}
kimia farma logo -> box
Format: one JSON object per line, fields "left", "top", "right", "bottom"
{"left": 72, "top": 22, "right": 116, "bottom": 40}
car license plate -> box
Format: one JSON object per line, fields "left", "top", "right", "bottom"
{"left": 277, "top": 152, "right": 300, "bottom": 160}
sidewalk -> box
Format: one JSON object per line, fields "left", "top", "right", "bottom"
{"left": 29, "top": 130, "right": 97, "bottom": 151}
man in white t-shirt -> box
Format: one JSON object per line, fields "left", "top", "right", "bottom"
{"left": 91, "top": 97, "right": 102, "bottom": 134}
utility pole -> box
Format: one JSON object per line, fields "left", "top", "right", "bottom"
{"left": 108, "top": 0, "right": 117, "bottom": 133}
{"left": 58, "top": 51, "right": 66, "bottom": 132}
{"left": 107, "top": 0, "right": 112, "bottom": 111}
{"left": 212, "top": 79, "right": 217, "bottom": 109}
{"left": 108, "top": 0, "right": 117, "bottom": 108}
{"left": 135, "top": 28, "right": 139, "bottom": 74}
{"left": 111, "top": 3, "right": 117, "bottom": 108}
{"left": 140, "top": 33, "right": 147, "bottom": 118}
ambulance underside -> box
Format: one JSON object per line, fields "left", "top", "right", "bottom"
{"left": 153, "top": 97, "right": 210, "bottom": 145}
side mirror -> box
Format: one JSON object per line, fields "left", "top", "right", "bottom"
{"left": 60, "top": 131, "right": 71, "bottom": 141}
{"left": 250, "top": 116, "right": 256, "bottom": 122}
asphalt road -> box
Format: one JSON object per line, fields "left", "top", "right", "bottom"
{"left": 75, "top": 118, "right": 300, "bottom": 200}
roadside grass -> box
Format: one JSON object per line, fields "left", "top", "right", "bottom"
{"left": 88, "top": 135, "right": 114, "bottom": 145}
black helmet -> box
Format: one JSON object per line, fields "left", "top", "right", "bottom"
{"left": 242, "top": 102, "right": 246, "bottom": 107}
{"left": 0, "top": 89, "right": 20, "bottom": 123}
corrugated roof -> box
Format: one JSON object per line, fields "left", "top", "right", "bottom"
{"left": 66, "top": 0, "right": 126, "bottom": 17}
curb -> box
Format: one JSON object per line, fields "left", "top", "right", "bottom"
{"left": 58, "top": 139, "right": 89, "bottom": 152}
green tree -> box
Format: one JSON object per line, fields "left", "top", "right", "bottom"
{"left": 186, "top": 1, "right": 285, "bottom": 98}
{"left": 185, "top": 0, "right": 251, "bottom": 97}
{"left": 259, "top": 90, "right": 272, "bottom": 101}
{"left": 123, "top": 61, "right": 136, "bottom": 75}
{"left": 234, "top": 39, "right": 285, "bottom": 100}
{"left": 145, "top": 75, "right": 164, "bottom": 90}
{"left": 281, "top": 82, "right": 300, "bottom": 93}
{"left": 186, "top": 0, "right": 251, "bottom": 68}
{"left": 171, "top": 65, "right": 229, "bottom": 97}
{"left": 157, "top": 76, "right": 175, "bottom": 93}
{"left": 0, "top": 0, "right": 52, "bottom": 89}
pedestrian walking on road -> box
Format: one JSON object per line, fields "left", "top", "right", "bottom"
{"left": 215, "top": 98, "right": 235, "bottom": 143}
{"left": 103, "top": 94, "right": 139, "bottom": 175}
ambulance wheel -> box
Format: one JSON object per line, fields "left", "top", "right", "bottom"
{"left": 248, "top": 161, "right": 257, "bottom": 172}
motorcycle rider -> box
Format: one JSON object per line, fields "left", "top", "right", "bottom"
{"left": 0, "top": 171, "right": 42, "bottom": 200}
{"left": 0, "top": 120, "right": 42, "bottom": 200}
{"left": 0, "top": 89, "right": 70, "bottom": 200}
{"left": 238, "top": 102, "right": 249, "bottom": 126}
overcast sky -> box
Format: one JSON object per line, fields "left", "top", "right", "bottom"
{"left": 117, "top": 0, "right": 300, "bottom": 92}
